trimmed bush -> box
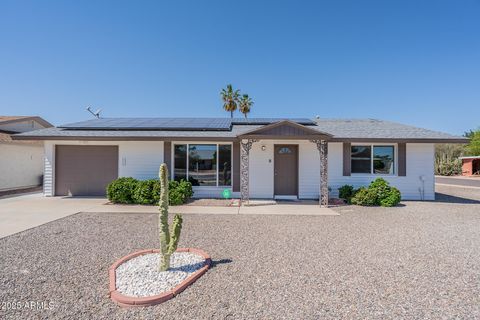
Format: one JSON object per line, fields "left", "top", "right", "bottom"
{"left": 350, "top": 187, "right": 377, "bottom": 206}
{"left": 107, "top": 177, "right": 193, "bottom": 205}
{"left": 133, "top": 179, "right": 161, "bottom": 205}
{"left": 338, "top": 185, "right": 355, "bottom": 203}
{"left": 106, "top": 177, "right": 138, "bottom": 204}
{"left": 380, "top": 188, "right": 401, "bottom": 207}
{"left": 169, "top": 180, "right": 194, "bottom": 206}
{"left": 350, "top": 178, "right": 401, "bottom": 207}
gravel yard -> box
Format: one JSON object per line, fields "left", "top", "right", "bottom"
{"left": 1, "top": 185, "right": 480, "bottom": 319}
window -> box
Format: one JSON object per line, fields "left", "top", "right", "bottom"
{"left": 174, "top": 145, "right": 187, "bottom": 181}
{"left": 278, "top": 147, "right": 292, "bottom": 154}
{"left": 218, "top": 145, "right": 232, "bottom": 186}
{"left": 351, "top": 145, "right": 395, "bottom": 175}
{"left": 173, "top": 143, "right": 232, "bottom": 186}
{"left": 351, "top": 146, "right": 372, "bottom": 173}
{"left": 188, "top": 144, "right": 217, "bottom": 186}
{"left": 373, "top": 146, "right": 394, "bottom": 174}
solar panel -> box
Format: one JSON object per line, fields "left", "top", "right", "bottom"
{"left": 59, "top": 118, "right": 233, "bottom": 131}
{"left": 59, "top": 117, "right": 317, "bottom": 130}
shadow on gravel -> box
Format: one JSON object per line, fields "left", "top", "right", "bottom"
{"left": 210, "top": 258, "right": 233, "bottom": 269}
{"left": 433, "top": 193, "right": 480, "bottom": 204}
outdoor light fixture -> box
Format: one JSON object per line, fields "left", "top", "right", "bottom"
{"left": 261, "top": 145, "right": 266, "bottom": 151}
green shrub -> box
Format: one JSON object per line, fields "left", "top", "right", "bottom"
{"left": 380, "top": 188, "right": 401, "bottom": 207}
{"left": 107, "top": 177, "right": 193, "bottom": 205}
{"left": 369, "top": 178, "right": 391, "bottom": 200}
{"left": 133, "top": 179, "right": 161, "bottom": 205}
{"left": 106, "top": 177, "right": 138, "bottom": 204}
{"left": 338, "top": 185, "right": 355, "bottom": 203}
{"left": 169, "top": 179, "right": 193, "bottom": 206}
{"left": 350, "top": 187, "right": 377, "bottom": 206}
{"left": 350, "top": 178, "right": 401, "bottom": 207}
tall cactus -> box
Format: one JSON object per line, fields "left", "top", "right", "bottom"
{"left": 158, "top": 164, "right": 183, "bottom": 271}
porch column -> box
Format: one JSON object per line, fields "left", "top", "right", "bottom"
{"left": 240, "top": 139, "right": 257, "bottom": 203}
{"left": 310, "top": 139, "right": 329, "bottom": 207}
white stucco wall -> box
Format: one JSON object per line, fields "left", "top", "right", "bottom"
{"left": 249, "top": 141, "right": 434, "bottom": 201}
{"left": 43, "top": 140, "right": 164, "bottom": 196}
{"left": 0, "top": 144, "right": 44, "bottom": 190}
{"left": 328, "top": 142, "right": 435, "bottom": 200}
{"left": 42, "top": 140, "right": 435, "bottom": 200}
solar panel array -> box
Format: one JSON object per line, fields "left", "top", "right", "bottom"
{"left": 59, "top": 117, "right": 316, "bottom": 130}
{"left": 60, "top": 118, "right": 233, "bottom": 131}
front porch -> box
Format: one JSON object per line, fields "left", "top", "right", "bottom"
{"left": 237, "top": 120, "right": 332, "bottom": 207}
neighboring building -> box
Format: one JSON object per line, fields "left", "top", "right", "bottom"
{"left": 460, "top": 156, "right": 480, "bottom": 176}
{"left": 0, "top": 116, "right": 53, "bottom": 191}
{"left": 13, "top": 117, "right": 467, "bottom": 204}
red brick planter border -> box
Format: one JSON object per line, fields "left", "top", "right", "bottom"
{"left": 109, "top": 247, "right": 211, "bottom": 307}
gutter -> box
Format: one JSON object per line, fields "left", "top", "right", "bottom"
{"left": 11, "top": 134, "right": 469, "bottom": 144}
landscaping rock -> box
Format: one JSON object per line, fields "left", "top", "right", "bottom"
{"left": 115, "top": 252, "right": 205, "bottom": 297}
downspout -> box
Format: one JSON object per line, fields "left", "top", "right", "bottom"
{"left": 418, "top": 175, "right": 425, "bottom": 201}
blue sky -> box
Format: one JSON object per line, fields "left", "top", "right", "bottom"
{"left": 0, "top": 0, "right": 479, "bottom": 135}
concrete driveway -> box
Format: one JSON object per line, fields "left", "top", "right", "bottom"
{"left": 0, "top": 193, "right": 107, "bottom": 238}
{"left": 0, "top": 193, "right": 336, "bottom": 238}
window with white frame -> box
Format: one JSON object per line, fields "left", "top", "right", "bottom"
{"left": 173, "top": 143, "right": 232, "bottom": 186}
{"left": 351, "top": 145, "right": 395, "bottom": 174}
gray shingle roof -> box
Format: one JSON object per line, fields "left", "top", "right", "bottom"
{"left": 12, "top": 117, "right": 467, "bottom": 142}
{"left": 313, "top": 118, "right": 465, "bottom": 140}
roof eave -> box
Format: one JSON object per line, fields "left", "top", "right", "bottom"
{"left": 329, "top": 137, "right": 469, "bottom": 143}
{"left": 238, "top": 134, "right": 331, "bottom": 140}
{"left": 0, "top": 116, "right": 53, "bottom": 128}
{"left": 11, "top": 135, "right": 238, "bottom": 142}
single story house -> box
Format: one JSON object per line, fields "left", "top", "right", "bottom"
{"left": 13, "top": 117, "right": 467, "bottom": 205}
{"left": 0, "top": 116, "right": 53, "bottom": 191}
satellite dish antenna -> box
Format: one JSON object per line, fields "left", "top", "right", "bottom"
{"left": 86, "top": 106, "right": 102, "bottom": 119}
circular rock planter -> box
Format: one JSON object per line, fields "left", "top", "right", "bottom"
{"left": 109, "top": 248, "right": 211, "bottom": 307}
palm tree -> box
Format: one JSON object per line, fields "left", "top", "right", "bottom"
{"left": 239, "top": 94, "right": 253, "bottom": 119}
{"left": 220, "top": 84, "right": 240, "bottom": 118}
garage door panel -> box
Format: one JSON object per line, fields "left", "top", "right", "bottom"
{"left": 55, "top": 145, "right": 118, "bottom": 196}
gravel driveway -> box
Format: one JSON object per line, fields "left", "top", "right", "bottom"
{"left": 1, "top": 186, "right": 480, "bottom": 319}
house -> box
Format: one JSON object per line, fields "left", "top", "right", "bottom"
{"left": 460, "top": 156, "right": 480, "bottom": 176}
{"left": 12, "top": 117, "right": 467, "bottom": 205}
{"left": 0, "top": 116, "right": 53, "bottom": 191}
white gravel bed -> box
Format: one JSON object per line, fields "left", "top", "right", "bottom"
{"left": 115, "top": 252, "right": 206, "bottom": 297}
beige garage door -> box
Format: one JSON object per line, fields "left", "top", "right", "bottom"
{"left": 55, "top": 145, "right": 118, "bottom": 196}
